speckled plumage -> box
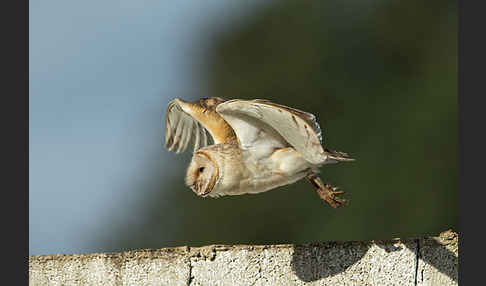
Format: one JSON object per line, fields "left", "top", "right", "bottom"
{"left": 164, "top": 97, "right": 354, "bottom": 208}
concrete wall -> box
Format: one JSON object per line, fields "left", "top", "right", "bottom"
{"left": 29, "top": 230, "right": 458, "bottom": 285}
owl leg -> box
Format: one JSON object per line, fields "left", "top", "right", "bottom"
{"left": 306, "top": 174, "right": 347, "bottom": 208}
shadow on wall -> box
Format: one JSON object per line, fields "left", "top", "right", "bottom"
{"left": 417, "top": 232, "right": 459, "bottom": 283}
{"left": 290, "top": 232, "right": 458, "bottom": 283}
{"left": 291, "top": 241, "right": 368, "bottom": 282}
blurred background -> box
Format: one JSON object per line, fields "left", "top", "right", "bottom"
{"left": 30, "top": 0, "right": 457, "bottom": 255}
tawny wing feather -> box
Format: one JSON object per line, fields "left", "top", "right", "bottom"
{"left": 165, "top": 98, "right": 235, "bottom": 153}
{"left": 216, "top": 99, "right": 326, "bottom": 164}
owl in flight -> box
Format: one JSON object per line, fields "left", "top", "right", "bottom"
{"left": 164, "top": 97, "right": 354, "bottom": 208}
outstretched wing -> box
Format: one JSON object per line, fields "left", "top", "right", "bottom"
{"left": 216, "top": 99, "right": 326, "bottom": 164}
{"left": 164, "top": 98, "right": 236, "bottom": 153}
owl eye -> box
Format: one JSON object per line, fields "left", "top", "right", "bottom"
{"left": 199, "top": 167, "right": 205, "bottom": 173}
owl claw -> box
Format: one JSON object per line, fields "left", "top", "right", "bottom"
{"left": 306, "top": 174, "right": 349, "bottom": 208}
{"left": 331, "top": 186, "right": 344, "bottom": 194}
{"left": 318, "top": 183, "right": 348, "bottom": 208}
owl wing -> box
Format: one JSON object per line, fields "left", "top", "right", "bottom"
{"left": 216, "top": 99, "right": 326, "bottom": 164}
{"left": 165, "top": 98, "right": 236, "bottom": 153}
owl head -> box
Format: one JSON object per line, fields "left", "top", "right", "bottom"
{"left": 185, "top": 151, "right": 219, "bottom": 196}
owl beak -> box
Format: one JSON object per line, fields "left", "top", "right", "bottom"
{"left": 188, "top": 181, "right": 213, "bottom": 197}
{"left": 199, "top": 190, "right": 211, "bottom": 197}
{"left": 198, "top": 185, "right": 212, "bottom": 197}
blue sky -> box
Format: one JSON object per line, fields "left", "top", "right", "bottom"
{"left": 29, "top": 0, "right": 265, "bottom": 255}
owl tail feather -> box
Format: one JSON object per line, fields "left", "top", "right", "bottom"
{"left": 323, "top": 148, "right": 355, "bottom": 163}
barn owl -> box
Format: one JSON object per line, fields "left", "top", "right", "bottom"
{"left": 164, "top": 97, "right": 354, "bottom": 208}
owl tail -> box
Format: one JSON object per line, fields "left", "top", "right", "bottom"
{"left": 323, "top": 148, "right": 355, "bottom": 163}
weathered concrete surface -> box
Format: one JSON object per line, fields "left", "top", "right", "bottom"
{"left": 29, "top": 248, "right": 190, "bottom": 286}
{"left": 29, "top": 230, "right": 458, "bottom": 286}
{"left": 417, "top": 230, "right": 458, "bottom": 286}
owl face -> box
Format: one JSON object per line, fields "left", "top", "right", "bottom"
{"left": 185, "top": 151, "right": 219, "bottom": 197}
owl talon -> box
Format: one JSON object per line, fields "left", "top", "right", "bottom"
{"left": 331, "top": 187, "right": 344, "bottom": 195}
{"left": 306, "top": 175, "right": 348, "bottom": 208}
{"left": 318, "top": 184, "right": 347, "bottom": 208}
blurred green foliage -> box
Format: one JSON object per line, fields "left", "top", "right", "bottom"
{"left": 103, "top": 0, "right": 457, "bottom": 251}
